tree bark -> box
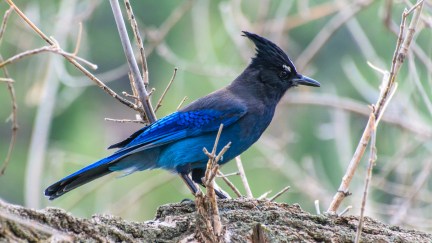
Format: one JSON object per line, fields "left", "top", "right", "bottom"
{"left": 0, "top": 198, "right": 431, "bottom": 242}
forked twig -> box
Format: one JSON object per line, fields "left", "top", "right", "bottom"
{"left": 327, "top": 0, "right": 424, "bottom": 214}
{"left": 0, "top": 57, "right": 18, "bottom": 175}
{"left": 0, "top": 6, "right": 17, "bottom": 176}
{"left": 109, "top": 0, "right": 156, "bottom": 122}
{"left": 195, "top": 124, "right": 229, "bottom": 241}
{"left": 5, "top": 0, "right": 141, "bottom": 113}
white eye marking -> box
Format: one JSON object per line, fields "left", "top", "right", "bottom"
{"left": 282, "top": 65, "right": 291, "bottom": 73}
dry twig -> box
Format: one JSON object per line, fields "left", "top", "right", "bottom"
{"left": 217, "top": 171, "right": 242, "bottom": 198}
{"left": 5, "top": 0, "right": 141, "bottom": 112}
{"left": 195, "top": 124, "right": 230, "bottom": 241}
{"left": 109, "top": 0, "right": 156, "bottom": 122}
{"left": 0, "top": 6, "right": 17, "bottom": 175}
{"left": 123, "top": 0, "right": 149, "bottom": 87}
{"left": 0, "top": 57, "right": 18, "bottom": 175}
{"left": 155, "top": 67, "right": 178, "bottom": 112}
{"left": 104, "top": 118, "right": 145, "bottom": 124}
{"left": 235, "top": 156, "right": 253, "bottom": 198}
{"left": 327, "top": 0, "right": 424, "bottom": 214}
{"left": 0, "top": 7, "right": 13, "bottom": 43}
{"left": 176, "top": 96, "right": 188, "bottom": 110}
{"left": 269, "top": 186, "right": 290, "bottom": 202}
{"left": 355, "top": 110, "right": 377, "bottom": 243}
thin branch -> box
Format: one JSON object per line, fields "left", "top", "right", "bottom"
{"left": 217, "top": 171, "right": 242, "bottom": 198}
{"left": 0, "top": 44, "right": 98, "bottom": 70}
{"left": 0, "top": 6, "right": 13, "bottom": 43}
{"left": 235, "top": 156, "right": 253, "bottom": 198}
{"left": 338, "top": 206, "right": 352, "bottom": 217}
{"left": 0, "top": 78, "right": 14, "bottom": 82}
{"left": 257, "top": 191, "right": 271, "bottom": 200}
{"left": 109, "top": 0, "right": 156, "bottom": 122}
{"left": 327, "top": 1, "right": 424, "bottom": 214}
{"left": 176, "top": 96, "right": 188, "bottom": 110}
{"left": 104, "top": 118, "right": 145, "bottom": 124}
{"left": 195, "top": 124, "right": 228, "bottom": 240}
{"left": 315, "top": 200, "right": 321, "bottom": 215}
{"left": 217, "top": 171, "right": 240, "bottom": 178}
{"left": 284, "top": 93, "right": 432, "bottom": 139}
{"left": 5, "top": 0, "right": 141, "bottom": 112}
{"left": 0, "top": 56, "right": 18, "bottom": 175}
{"left": 123, "top": 0, "right": 148, "bottom": 87}
{"left": 72, "top": 22, "right": 83, "bottom": 56}
{"left": 0, "top": 46, "right": 52, "bottom": 68}
{"left": 355, "top": 110, "right": 377, "bottom": 243}
{"left": 269, "top": 186, "right": 290, "bottom": 202}
{"left": 154, "top": 67, "right": 178, "bottom": 113}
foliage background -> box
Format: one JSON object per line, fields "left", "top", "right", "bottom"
{"left": 0, "top": 0, "right": 431, "bottom": 232}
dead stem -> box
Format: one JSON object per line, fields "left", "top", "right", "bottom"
{"left": 355, "top": 110, "right": 376, "bottom": 243}
{"left": 176, "top": 96, "right": 188, "bottom": 110}
{"left": 235, "top": 156, "right": 253, "bottom": 198}
{"left": 154, "top": 68, "right": 178, "bottom": 113}
{"left": 5, "top": 0, "right": 141, "bottom": 113}
{"left": 123, "top": 0, "right": 149, "bottom": 87}
{"left": 217, "top": 171, "right": 242, "bottom": 198}
{"left": 109, "top": 0, "right": 156, "bottom": 122}
{"left": 327, "top": 0, "right": 424, "bottom": 214}
{"left": 0, "top": 57, "right": 18, "bottom": 175}
{"left": 269, "top": 186, "right": 290, "bottom": 202}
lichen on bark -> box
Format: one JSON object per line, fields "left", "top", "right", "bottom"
{"left": 1, "top": 198, "right": 431, "bottom": 242}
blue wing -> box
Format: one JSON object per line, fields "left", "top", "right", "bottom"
{"left": 111, "top": 107, "right": 247, "bottom": 157}
{"left": 45, "top": 107, "right": 247, "bottom": 200}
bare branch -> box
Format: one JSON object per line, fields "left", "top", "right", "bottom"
{"left": 109, "top": 0, "right": 156, "bottom": 122}
{"left": 0, "top": 6, "right": 13, "bottom": 43}
{"left": 104, "top": 118, "right": 145, "bottom": 124}
{"left": 123, "top": 0, "right": 149, "bottom": 87}
{"left": 235, "top": 156, "right": 253, "bottom": 198}
{"left": 0, "top": 56, "right": 18, "bottom": 175}
{"left": 355, "top": 110, "right": 377, "bottom": 243}
{"left": 72, "top": 22, "right": 83, "bottom": 56}
{"left": 176, "top": 96, "right": 188, "bottom": 110}
{"left": 269, "top": 186, "right": 290, "bottom": 202}
{"left": 327, "top": 0, "right": 424, "bottom": 213}
{"left": 0, "top": 78, "right": 14, "bottom": 82}
{"left": 155, "top": 67, "right": 178, "bottom": 113}
{"left": 5, "top": 0, "right": 141, "bottom": 112}
{"left": 217, "top": 171, "right": 242, "bottom": 198}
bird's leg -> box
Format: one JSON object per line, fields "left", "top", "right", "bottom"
{"left": 213, "top": 182, "right": 230, "bottom": 199}
{"left": 180, "top": 173, "right": 199, "bottom": 196}
{"left": 191, "top": 168, "right": 229, "bottom": 199}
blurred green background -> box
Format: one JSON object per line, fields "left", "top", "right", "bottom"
{"left": 1, "top": 0, "right": 432, "bottom": 232}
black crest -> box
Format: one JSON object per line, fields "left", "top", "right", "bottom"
{"left": 242, "top": 31, "right": 297, "bottom": 73}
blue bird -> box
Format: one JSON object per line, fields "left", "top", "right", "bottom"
{"left": 45, "top": 31, "right": 320, "bottom": 200}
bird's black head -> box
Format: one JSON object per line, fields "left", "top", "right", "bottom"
{"left": 242, "top": 31, "right": 320, "bottom": 91}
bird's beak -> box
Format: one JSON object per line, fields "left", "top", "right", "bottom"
{"left": 293, "top": 75, "right": 320, "bottom": 87}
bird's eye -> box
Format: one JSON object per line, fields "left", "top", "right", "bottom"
{"left": 279, "top": 70, "right": 289, "bottom": 79}
{"left": 280, "top": 64, "right": 291, "bottom": 79}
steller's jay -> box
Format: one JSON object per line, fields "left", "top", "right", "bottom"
{"left": 45, "top": 31, "right": 320, "bottom": 200}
